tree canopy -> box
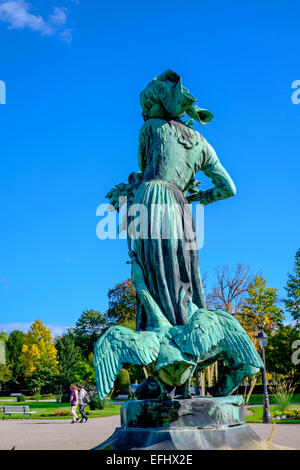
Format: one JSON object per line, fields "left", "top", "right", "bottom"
{"left": 72, "top": 309, "right": 108, "bottom": 357}
{"left": 0, "top": 364, "right": 12, "bottom": 390}
{"left": 0, "top": 331, "right": 8, "bottom": 343}
{"left": 19, "top": 320, "right": 58, "bottom": 390}
{"left": 284, "top": 248, "right": 300, "bottom": 321}
{"left": 54, "top": 332, "right": 83, "bottom": 391}
{"left": 266, "top": 325, "right": 300, "bottom": 381}
{"left": 6, "top": 330, "right": 25, "bottom": 385}
{"left": 72, "top": 353, "right": 96, "bottom": 387}
{"left": 107, "top": 279, "right": 136, "bottom": 325}
{"left": 237, "top": 275, "right": 284, "bottom": 343}
{"left": 206, "top": 264, "right": 253, "bottom": 314}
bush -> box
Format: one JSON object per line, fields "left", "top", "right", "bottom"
{"left": 272, "top": 407, "right": 300, "bottom": 419}
{"left": 52, "top": 410, "right": 70, "bottom": 417}
{"left": 285, "top": 408, "right": 300, "bottom": 418}
{"left": 17, "top": 394, "right": 26, "bottom": 402}
{"left": 269, "top": 381, "right": 296, "bottom": 413}
{"left": 41, "top": 410, "right": 70, "bottom": 417}
{"left": 89, "top": 394, "right": 110, "bottom": 410}
{"left": 53, "top": 410, "right": 70, "bottom": 417}
{"left": 114, "top": 368, "right": 130, "bottom": 396}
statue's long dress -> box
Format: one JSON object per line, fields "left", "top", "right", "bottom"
{"left": 133, "top": 118, "right": 223, "bottom": 330}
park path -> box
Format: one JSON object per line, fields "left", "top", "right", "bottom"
{"left": 0, "top": 415, "right": 120, "bottom": 450}
{"left": 0, "top": 416, "right": 299, "bottom": 450}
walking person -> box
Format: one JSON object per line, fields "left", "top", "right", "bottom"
{"left": 69, "top": 384, "right": 79, "bottom": 423}
{"left": 78, "top": 385, "right": 89, "bottom": 423}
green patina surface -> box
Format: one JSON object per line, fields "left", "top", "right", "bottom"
{"left": 94, "top": 70, "right": 263, "bottom": 402}
{"left": 121, "top": 396, "right": 245, "bottom": 429}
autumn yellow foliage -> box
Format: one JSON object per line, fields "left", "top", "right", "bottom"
{"left": 237, "top": 275, "right": 284, "bottom": 349}
{"left": 19, "top": 320, "right": 58, "bottom": 376}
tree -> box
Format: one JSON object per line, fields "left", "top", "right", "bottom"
{"left": 265, "top": 325, "right": 300, "bottom": 381}
{"left": 73, "top": 310, "right": 108, "bottom": 357}
{"left": 0, "top": 331, "right": 8, "bottom": 343}
{"left": 0, "top": 364, "right": 12, "bottom": 391}
{"left": 19, "top": 320, "right": 58, "bottom": 392}
{"left": 206, "top": 264, "right": 253, "bottom": 314}
{"left": 237, "top": 275, "right": 284, "bottom": 343}
{"left": 6, "top": 330, "right": 25, "bottom": 386}
{"left": 73, "top": 353, "right": 96, "bottom": 387}
{"left": 54, "top": 332, "right": 83, "bottom": 391}
{"left": 284, "top": 248, "right": 300, "bottom": 321}
{"left": 107, "top": 279, "right": 136, "bottom": 325}
{"left": 0, "top": 331, "right": 7, "bottom": 370}
{"left": 113, "top": 368, "right": 131, "bottom": 396}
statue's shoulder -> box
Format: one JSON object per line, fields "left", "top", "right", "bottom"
{"left": 169, "top": 120, "right": 205, "bottom": 150}
{"left": 139, "top": 119, "right": 207, "bottom": 151}
{"left": 139, "top": 118, "right": 169, "bottom": 135}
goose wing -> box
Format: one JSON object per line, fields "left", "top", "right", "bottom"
{"left": 172, "top": 307, "right": 225, "bottom": 356}
{"left": 215, "top": 309, "right": 263, "bottom": 368}
{"left": 94, "top": 326, "right": 160, "bottom": 399}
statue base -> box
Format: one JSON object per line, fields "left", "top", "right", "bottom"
{"left": 93, "top": 396, "right": 274, "bottom": 450}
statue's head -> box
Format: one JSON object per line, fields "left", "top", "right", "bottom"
{"left": 140, "top": 70, "right": 214, "bottom": 124}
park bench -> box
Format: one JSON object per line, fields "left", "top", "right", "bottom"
{"left": 114, "top": 394, "right": 129, "bottom": 400}
{"left": 2, "top": 405, "right": 36, "bottom": 420}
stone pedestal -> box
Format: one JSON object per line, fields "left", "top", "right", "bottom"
{"left": 93, "top": 396, "right": 266, "bottom": 450}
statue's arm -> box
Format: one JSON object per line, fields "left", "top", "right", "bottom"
{"left": 187, "top": 143, "right": 236, "bottom": 206}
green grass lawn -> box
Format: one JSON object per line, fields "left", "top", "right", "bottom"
{"left": 0, "top": 400, "right": 121, "bottom": 420}
{"left": 246, "top": 394, "right": 300, "bottom": 405}
{"left": 245, "top": 405, "right": 300, "bottom": 424}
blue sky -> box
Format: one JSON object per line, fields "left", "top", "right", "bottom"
{"left": 0, "top": 0, "right": 299, "bottom": 335}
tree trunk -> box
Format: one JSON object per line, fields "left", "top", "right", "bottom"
{"left": 214, "top": 361, "right": 218, "bottom": 382}
{"left": 200, "top": 371, "right": 205, "bottom": 396}
{"left": 246, "top": 377, "right": 257, "bottom": 405}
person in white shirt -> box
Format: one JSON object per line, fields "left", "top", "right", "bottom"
{"left": 78, "top": 385, "right": 89, "bottom": 423}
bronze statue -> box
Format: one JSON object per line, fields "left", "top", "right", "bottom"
{"left": 94, "top": 70, "right": 263, "bottom": 400}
